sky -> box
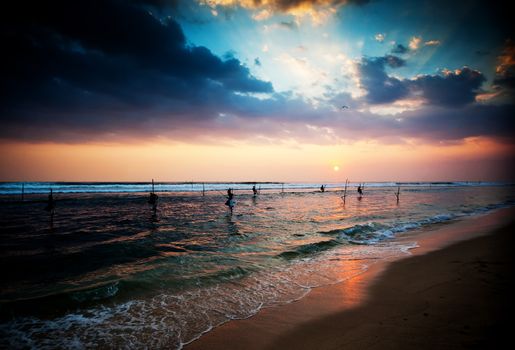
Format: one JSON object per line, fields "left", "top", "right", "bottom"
{"left": 1, "top": 0, "right": 514, "bottom": 182}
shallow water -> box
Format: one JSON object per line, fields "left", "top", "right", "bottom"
{"left": 0, "top": 183, "right": 514, "bottom": 348}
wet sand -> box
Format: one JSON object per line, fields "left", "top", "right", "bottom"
{"left": 187, "top": 208, "right": 515, "bottom": 349}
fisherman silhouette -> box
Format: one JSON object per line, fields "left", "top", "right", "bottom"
{"left": 252, "top": 185, "right": 258, "bottom": 196}
{"left": 357, "top": 185, "right": 363, "bottom": 196}
{"left": 44, "top": 189, "right": 56, "bottom": 215}
{"left": 225, "top": 188, "right": 235, "bottom": 214}
{"left": 148, "top": 191, "right": 158, "bottom": 212}
{"left": 320, "top": 185, "right": 325, "bottom": 192}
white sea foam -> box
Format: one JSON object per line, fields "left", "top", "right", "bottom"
{"left": 1, "top": 241, "right": 413, "bottom": 349}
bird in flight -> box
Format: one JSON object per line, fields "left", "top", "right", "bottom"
{"left": 341, "top": 105, "right": 349, "bottom": 109}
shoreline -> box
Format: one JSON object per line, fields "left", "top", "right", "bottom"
{"left": 186, "top": 207, "right": 515, "bottom": 349}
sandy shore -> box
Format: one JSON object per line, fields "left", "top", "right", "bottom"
{"left": 187, "top": 208, "right": 515, "bottom": 349}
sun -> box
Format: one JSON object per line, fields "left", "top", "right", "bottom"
{"left": 333, "top": 165, "right": 340, "bottom": 171}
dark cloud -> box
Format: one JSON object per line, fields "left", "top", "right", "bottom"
{"left": 494, "top": 68, "right": 515, "bottom": 90}
{"left": 391, "top": 44, "right": 409, "bottom": 54}
{"left": 411, "top": 68, "right": 486, "bottom": 107}
{"left": 493, "top": 41, "right": 515, "bottom": 94}
{"left": 388, "top": 104, "right": 515, "bottom": 141}
{"left": 384, "top": 55, "right": 406, "bottom": 68}
{"left": 254, "top": 58, "right": 262, "bottom": 66}
{"left": 357, "top": 55, "right": 409, "bottom": 104}
{"left": 357, "top": 55, "right": 486, "bottom": 107}
{"left": 0, "top": 0, "right": 273, "bottom": 141}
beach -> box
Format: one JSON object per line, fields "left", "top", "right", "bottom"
{"left": 187, "top": 207, "right": 515, "bottom": 349}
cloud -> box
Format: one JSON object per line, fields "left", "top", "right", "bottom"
{"left": 356, "top": 55, "right": 410, "bottom": 104}
{"left": 243, "top": 98, "right": 515, "bottom": 144}
{"left": 424, "top": 40, "right": 440, "bottom": 46}
{"left": 493, "top": 40, "right": 515, "bottom": 94}
{"left": 201, "top": 0, "right": 370, "bottom": 12}
{"left": 391, "top": 44, "right": 409, "bottom": 54}
{"left": 409, "top": 36, "right": 422, "bottom": 50}
{"left": 1, "top": 0, "right": 273, "bottom": 141}
{"left": 252, "top": 9, "right": 272, "bottom": 20}
{"left": 199, "top": 0, "right": 370, "bottom": 22}
{"left": 262, "top": 20, "right": 299, "bottom": 30}
{"left": 411, "top": 67, "right": 486, "bottom": 107}
{"left": 279, "top": 20, "right": 298, "bottom": 30}
{"left": 375, "top": 33, "right": 385, "bottom": 42}
{"left": 357, "top": 55, "right": 486, "bottom": 107}
{"left": 0, "top": 0, "right": 512, "bottom": 147}
{"left": 388, "top": 104, "right": 515, "bottom": 141}
{"left": 288, "top": 95, "right": 515, "bottom": 143}
{"left": 395, "top": 36, "right": 440, "bottom": 53}
{"left": 384, "top": 55, "right": 406, "bottom": 68}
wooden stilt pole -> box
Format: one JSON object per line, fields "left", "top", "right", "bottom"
{"left": 149, "top": 179, "right": 158, "bottom": 213}
{"left": 342, "top": 178, "right": 348, "bottom": 204}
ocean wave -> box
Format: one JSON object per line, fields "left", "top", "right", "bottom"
{"left": 273, "top": 201, "right": 511, "bottom": 259}
{"left": 278, "top": 239, "right": 341, "bottom": 259}
{"left": 70, "top": 282, "right": 120, "bottom": 303}
{"left": 336, "top": 215, "right": 454, "bottom": 244}
{"left": 0, "top": 181, "right": 511, "bottom": 195}
{"left": 337, "top": 203, "right": 512, "bottom": 244}
{"left": 0, "top": 250, "right": 373, "bottom": 349}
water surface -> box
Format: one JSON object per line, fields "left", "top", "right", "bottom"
{"left": 0, "top": 182, "right": 513, "bottom": 348}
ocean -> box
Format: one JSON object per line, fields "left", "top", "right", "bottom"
{"left": 0, "top": 182, "right": 514, "bottom": 348}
